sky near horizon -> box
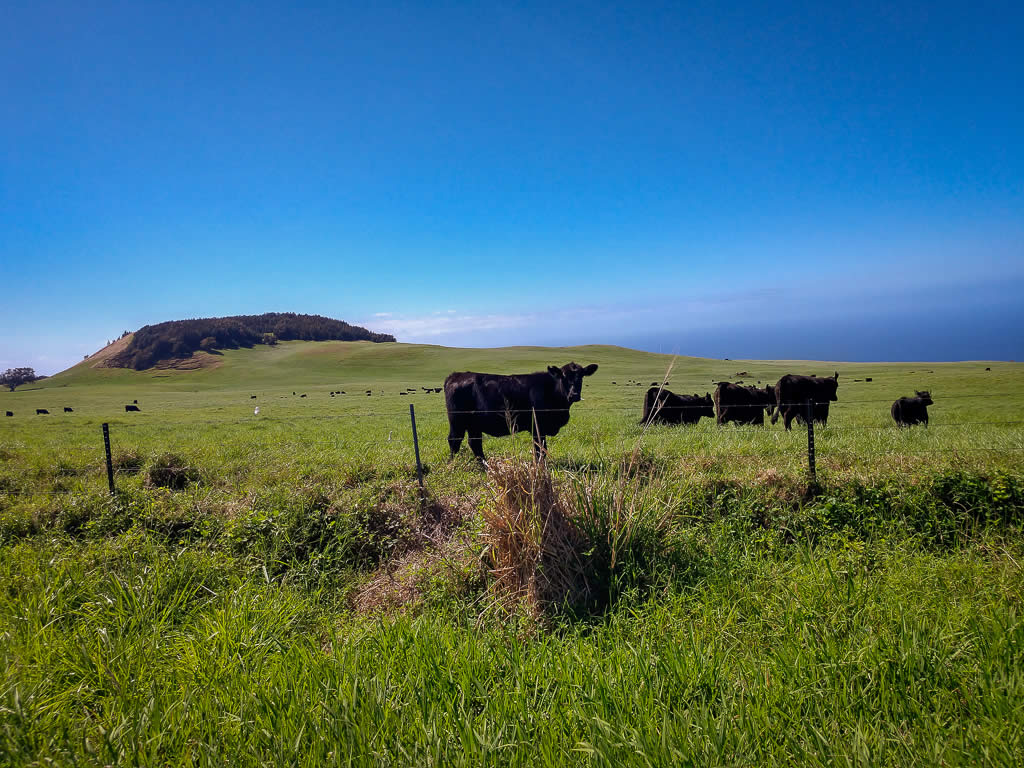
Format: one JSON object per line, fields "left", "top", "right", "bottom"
{"left": 2, "top": 0, "right": 1022, "bottom": 375}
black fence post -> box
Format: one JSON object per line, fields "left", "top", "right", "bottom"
{"left": 409, "top": 404, "right": 424, "bottom": 490}
{"left": 102, "top": 422, "right": 115, "bottom": 494}
{"left": 805, "top": 399, "right": 817, "bottom": 481}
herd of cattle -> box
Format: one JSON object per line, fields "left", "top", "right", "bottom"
{"left": 3, "top": 364, "right": 936, "bottom": 462}
{"left": 443, "top": 363, "right": 937, "bottom": 461}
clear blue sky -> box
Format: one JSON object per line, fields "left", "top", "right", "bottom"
{"left": 2, "top": 0, "right": 1022, "bottom": 374}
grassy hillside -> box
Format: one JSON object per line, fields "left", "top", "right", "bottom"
{"left": 2, "top": 341, "right": 1023, "bottom": 766}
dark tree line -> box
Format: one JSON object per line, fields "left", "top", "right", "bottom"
{"left": 110, "top": 313, "right": 395, "bottom": 370}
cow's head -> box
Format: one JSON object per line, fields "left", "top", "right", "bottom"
{"left": 821, "top": 374, "right": 840, "bottom": 402}
{"left": 548, "top": 362, "right": 599, "bottom": 403}
{"left": 699, "top": 393, "right": 715, "bottom": 417}
{"left": 915, "top": 390, "right": 933, "bottom": 405}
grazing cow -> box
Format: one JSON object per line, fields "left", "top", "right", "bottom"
{"left": 400, "top": 392, "right": 407, "bottom": 396}
{"left": 892, "top": 391, "right": 933, "bottom": 427}
{"left": 794, "top": 402, "right": 831, "bottom": 426}
{"left": 445, "top": 362, "right": 598, "bottom": 461}
{"left": 300, "top": 394, "right": 307, "bottom": 398}
{"left": 64, "top": 407, "right": 73, "bottom": 413}
{"left": 771, "top": 372, "right": 839, "bottom": 430}
{"left": 713, "top": 382, "right": 776, "bottom": 426}
{"left": 36, "top": 409, "right": 49, "bottom": 415}
{"left": 251, "top": 395, "right": 257, "bottom": 399}
{"left": 125, "top": 404, "right": 140, "bottom": 412}
{"left": 865, "top": 377, "right": 872, "bottom": 382}
{"left": 985, "top": 367, "right": 991, "bottom": 371}
{"left": 5, "top": 411, "right": 12, "bottom": 417}
{"left": 642, "top": 387, "right": 714, "bottom": 425}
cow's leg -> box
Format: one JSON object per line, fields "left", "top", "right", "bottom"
{"left": 783, "top": 408, "right": 794, "bottom": 431}
{"left": 467, "top": 431, "right": 485, "bottom": 462}
{"left": 447, "top": 415, "right": 465, "bottom": 457}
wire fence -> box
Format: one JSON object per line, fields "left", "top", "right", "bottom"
{"left": 6, "top": 390, "right": 1023, "bottom": 494}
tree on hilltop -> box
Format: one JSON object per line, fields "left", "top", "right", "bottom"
{"left": 1, "top": 367, "right": 38, "bottom": 391}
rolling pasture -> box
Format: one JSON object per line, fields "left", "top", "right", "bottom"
{"left": 1, "top": 341, "right": 1023, "bottom": 766}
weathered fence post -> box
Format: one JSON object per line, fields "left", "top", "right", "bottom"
{"left": 805, "top": 399, "right": 817, "bottom": 481}
{"left": 102, "top": 422, "right": 115, "bottom": 494}
{"left": 409, "top": 403, "right": 424, "bottom": 490}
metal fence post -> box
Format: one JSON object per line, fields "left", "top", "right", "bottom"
{"left": 805, "top": 399, "right": 817, "bottom": 481}
{"left": 102, "top": 423, "right": 115, "bottom": 494}
{"left": 409, "top": 404, "right": 424, "bottom": 490}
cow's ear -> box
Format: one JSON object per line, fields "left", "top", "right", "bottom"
{"left": 547, "top": 366, "right": 561, "bottom": 377}
{"left": 834, "top": 371, "right": 839, "bottom": 381}
{"left": 583, "top": 364, "right": 598, "bottom": 376}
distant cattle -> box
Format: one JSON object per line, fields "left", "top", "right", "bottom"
{"left": 36, "top": 409, "right": 49, "bottom": 415}
{"left": 642, "top": 387, "right": 714, "bottom": 425}
{"left": 865, "top": 378, "right": 872, "bottom": 382}
{"left": 251, "top": 395, "right": 257, "bottom": 399}
{"left": 63, "top": 407, "right": 73, "bottom": 413}
{"left": 125, "top": 404, "right": 140, "bottom": 412}
{"left": 133, "top": 399, "right": 138, "bottom": 404}
{"left": 892, "top": 391, "right": 933, "bottom": 427}
{"left": 445, "top": 362, "right": 598, "bottom": 461}
{"left": 713, "top": 382, "right": 776, "bottom": 426}
{"left": 300, "top": 394, "right": 307, "bottom": 398}
{"left": 985, "top": 367, "right": 991, "bottom": 371}
{"left": 400, "top": 392, "right": 407, "bottom": 395}
{"left": 771, "top": 372, "right": 839, "bottom": 431}
{"left": 5, "top": 411, "right": 12, "bottom": 417}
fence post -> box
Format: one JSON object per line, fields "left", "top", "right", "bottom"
{"left": 805, "top": 399, "right": 817, "bottom": 481}
{"left": 102, "top": 422, "right": 115, "bottom": 494}
{"left": 409, "top": 404, "right": 424, "bottom": 490}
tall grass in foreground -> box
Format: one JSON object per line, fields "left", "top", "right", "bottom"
{"left": 2, "top": 530, "right": 1023, "bottom": 766}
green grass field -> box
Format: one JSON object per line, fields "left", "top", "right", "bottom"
{"left": 2, "top": 341, "right": 1023, "bottom": 766}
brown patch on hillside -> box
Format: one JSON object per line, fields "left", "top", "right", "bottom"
{"left": 152, "top": 352, "right": 223, "bottom": 371}
{"left": 87, "top": 335, "right": 134, "bottom": 368}
{"left": 87, "top": 335, "right": 222, "bottom": 372}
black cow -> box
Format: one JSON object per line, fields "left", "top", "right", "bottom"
{"left": 445, "top": 362, "right": 598, "bottom": 461}
{"left": 4, "top": 411, "right": 12, "bottom": 417}
{"left": 642, "top": 387, "right": 713, "bottom": 425}
{"left": 713, "top": 382, "right": 776, "bottom": 426}
{"left": 64, "top": 407, "right": 73, "bottom": 413}
{"left": 125, "top": 404, "right": 140, "bottom": 412}
{"left": 251, "top": 395, "right": 257, "bottom": 399}
{"left": 133, "top": 399, "right": 138, "bottom": 404}
{"left": 892, "top": 391, "right": 933, "bottom": 427}
{"left": 794, "top": 402, "right": 832, "bottom": 426}
{"left": 300, "top": 394, "right": 307, "bottom": 398}
{"left": 36, "top": 409, "right": 49, "bottom": 415}
{"left": 771, "top": 372, "right": 839, "bottom": 431}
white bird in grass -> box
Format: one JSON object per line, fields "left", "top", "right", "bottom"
{"left": 254, "top": 407, "right": 260, "bottom": 415}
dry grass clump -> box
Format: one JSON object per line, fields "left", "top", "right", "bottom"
{"left": 145, "top": 453, "right": 201, "bottom": 490}
{"left": 349, "top": 488, "right": 480, "bottom": 616}
{"left": 482, "top": 458, "right": 591, "bottom": 617}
